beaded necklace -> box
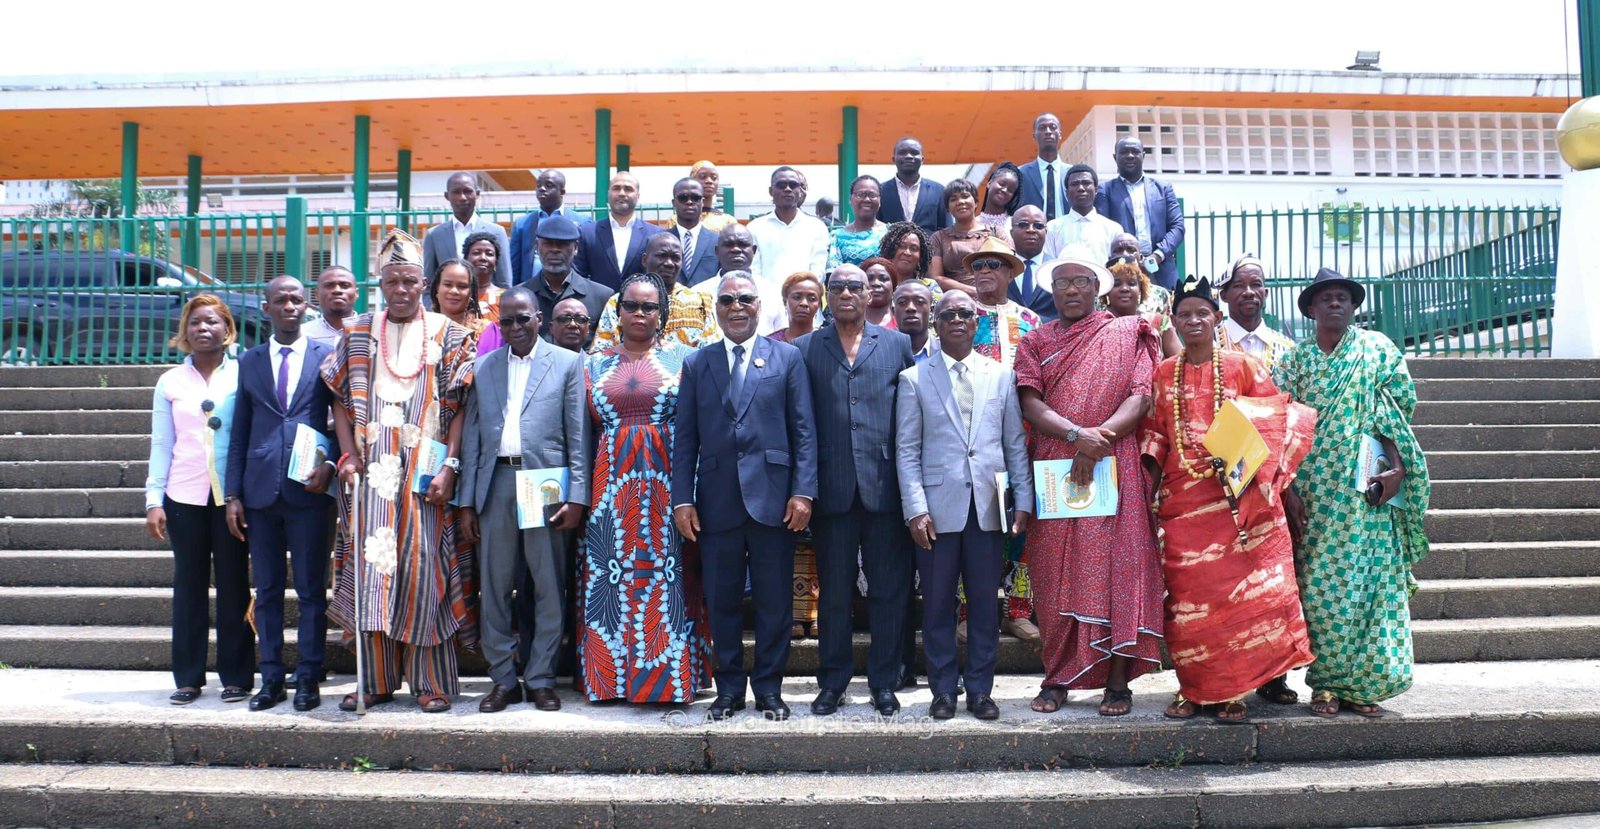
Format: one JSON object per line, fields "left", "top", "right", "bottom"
{"left": 375, "top": 310, "right": 428, "bottom": 381}
{"left": 1171, "top": 345, "right": 1225, "bottom": 480}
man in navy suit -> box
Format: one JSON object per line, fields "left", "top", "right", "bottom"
{"left": 793, "top": 263, "right": 916, "bottom": 717}
{"left": 1005, "top": 205, "right": 1056, "bottom": 322}
{"left": 875, "top": 137, "right": 949, "bottom": 235}
{"left": 1017, "top": 113, "right": 1068, "bottom": 221}
{"left": 670, "top": 178, "right": 720, "bottom": 288}
{"left": 508, "top": 170, "right": 584, "bottom": 285}
{"left": 1095, "top": 137, "right": 1186, "bottom": 290}
{"left": 672, "top": 271, "right": 818, "bottom": 722}
{"left": 224, "top": 275, "right": 336, "bottom": 712}
{"left": 573, "top": 171, "right": 662, "bottom": 292}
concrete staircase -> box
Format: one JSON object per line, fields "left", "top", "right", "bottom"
{"left": 1, "top": 359, "right": 1598, "bottom": 828}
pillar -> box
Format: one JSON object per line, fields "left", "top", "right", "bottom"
{"left": 352, "top": 115, "right": 371, "bottom": 311}
{"left": 841, "top": 106, "right": 859, "bottom": 223}
{"left": 182, "top": 155, "right": 201, "bottom": 271}
{"left": 595, "top": 108, "right": 612, "bottom": 222}
{"left": 396, "top": 148, "right": 413, "bottom": 232}
{"left": 119, "top": 122, "right": 139, "bottom": 251}
{"left": 285, "top": 197, "right": 307, "bottom": 278}
{"left": 616, "top": 143, "right": 631, "bottom": 172}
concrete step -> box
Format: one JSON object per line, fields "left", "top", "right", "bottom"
{"left": 1413, "top": 424, "right": 1600, "bottom": 452}
{"left": 1429, "top": 479, "right": 1600, "bottom": 510}
{"left": 1415, "top": 542, "right": 1600, "bottom": 580}
{"left": 3, "top": 753, "right": 1598, "bottom": 829}
{"left": 0, "top": 551, "right": 172, "bottom": 588}
{"left": 0, "top": 519, "right": 165, "bottom": 550}
{"left": 1429, "top": 450, "right": 1600, "bottom": 480}
{"left": 1406, "top": 358, "right": 1600, "bottom": 379}
{"left": 0, "top": 435, "right": 148, "bottom": 462}
{"left": 1412, "top": 400, "right": 1600, "bottom": 426}
{"left": 0, "top": 365, "right": 167, "bottom": 388}
{"left": 1415, "top": 378, "right": 1600, "bottom": 401}
{"left": 1412, "top": 616, "right": 1600, "bottom": 662}
{"left": 5, "top": 410, "right": 149, "bottom": 436}
{"left": 1424, "top": 509, "right": 1600, "bottom": 544}
{"left": 1410, "top": 577, "right": 1600, "bottom": 620}
{"left": 0, "top": 460, "right": 148, "bottom": 489}
{"left": 0, "top": 386, "right": 151, "bottom": 410}
{"left": 1, "top": 488, "right": 144, "bottom": 518}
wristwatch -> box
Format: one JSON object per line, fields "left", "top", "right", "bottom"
{"left": 442, "top": 457, "right": 462, "bottom": 473}
{"left": 1063, "top": 425, "right": 1080, "bottom": 444}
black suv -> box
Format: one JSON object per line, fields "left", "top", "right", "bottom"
{"left": 1, "top": 249, "right": 270, "bottom": 365}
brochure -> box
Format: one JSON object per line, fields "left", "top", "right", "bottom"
{"left": 516, "top": 467, "right": 570, "bottom": 529}
{"left": 1202, "top": 399, "right": 1269, "bottom": 500}
{"left": 411, "top": 439, "right": 448, "bottom": 493}
{"left": 1356, "top": 434, "right": 1404, "bottom": 508}
{"left": 286, "top": 423, "right": 332, "bottom": 484}
{"left": 1033, "top": 456, "right": 1118, "bottom": 519}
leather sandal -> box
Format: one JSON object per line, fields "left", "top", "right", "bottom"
{"left": 1030, "top": 685, "right": 1068, "bottom": 713}
{"left": 1213, "top": 700, "right": 1249, "bottom": 722}
{"left": 1163, "top": 694, "right": 1198, "bottom": 719}
{"left": 1255, "top": 676, "right": 1299, "bottom": 705}
{"left": 338, "top": 692, "right": 395, "bottom": 712}
{"left": 1097, "top": 688, "right": 1133, "bottom": 717}
{"left": 1309, "top": 690, "right": 1340, "bottom": 718}
{"left": 417, "top": 694, "right": 452, "bottom": 713}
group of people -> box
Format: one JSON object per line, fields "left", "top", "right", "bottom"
{"left": 144, "top": 111, "right": 1430, "bottom": 724}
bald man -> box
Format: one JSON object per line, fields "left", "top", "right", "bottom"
{"left": 573, "top": 171, "right": 663, "bottom": 291}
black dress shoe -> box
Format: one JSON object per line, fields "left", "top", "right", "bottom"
{"left": 293, "top": 680, "right": 321, "bottom": 712}
{"left": 248, "top": 681, "right": 286, "bottom": 711}
{"left": 478, "top": 683, "right": 524, "bottom": 713}
{"left": 929, "top": 693, "right": 958, "bottom": 720}
{"left": 870, "top": 688, "right": 900, "bottom": 717}
{"left": 527, "top": 686, "right": 562, "bottom": 712}
{"left": 811, "top": 688, "right": 844, "bottom": 716}
{"left": 894, "top": 672, "right": 919, "bottom": 692}
{"left": 755, "top": 693, "right": 790, "bottom": 721}
{"left": 967, "top": 694, "right": 1000, "bottom": 721}
{"left": 708, "top": 694, "right": 746, "bottom": 721}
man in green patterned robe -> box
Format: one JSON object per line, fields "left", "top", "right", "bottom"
{"left": 1273, "top": 268, "right": 1430, "bottom": 718}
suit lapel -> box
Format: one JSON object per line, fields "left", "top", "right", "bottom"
{"left": 706, "top": 341, "right": 734, "bottom": 419}
{"left": 855, "top": 326, "right": 881, "bottom": 369}
{"left": 291, "top": 342, "right": 326, "bottom": 414}
{"left": 925, "top": 356, "right": 967, "bottom": 446}
{"left": 734, "top": 336, "right": 766, "bottom": 419}
{"left": 481, "top": 351, "right": 508, "bottom": 438}
{"left": 254, "top": 348, "right": 284, "bottom": 416}
{"left": 519, "top": 347, "right": 556, "bottom": 417}
{"left": 1023, "top": 162, "right": 1043, "bottom": 194}
{"left": 596, "top": 222, "right": 616, "bottom": 272}
{"left": 820, "top": 326, "right": 851, "bottom": 370}
{"left": 623, "top": 225, "right": 648, "bottom": 273}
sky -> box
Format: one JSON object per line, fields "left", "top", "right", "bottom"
{"left": 0, "top": 0, "right": 1584, "bottom": 81}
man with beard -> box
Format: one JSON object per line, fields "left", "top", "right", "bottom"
{"left": 527, "top": 215, "right": 612, "bottom": 348}
{"left": 305, "top": 266, "right": 357, "bottom": 347}
{"left": 575, "top": 171, "right": 663, "bottom": 291}
{"left": 876, "top": 137, "right": 949, "bottom": 235}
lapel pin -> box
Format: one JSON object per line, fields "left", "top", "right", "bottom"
{"left": 753, "top": 358, "right": 765, "bottom": 368}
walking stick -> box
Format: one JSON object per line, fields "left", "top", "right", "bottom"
{"left": 347, "top": 472, "right": 367, "bottom": 717}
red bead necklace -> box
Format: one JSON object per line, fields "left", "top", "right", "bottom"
{"left": 376, "top": 311, "right": 428, "bottom": 381}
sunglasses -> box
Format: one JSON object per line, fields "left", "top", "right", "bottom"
{"left": 773, "top": 180, "right": 805, "bottom": 190}
{"left": 717, "top": 293, "right": 759, "bottom": 308}
{"left": 619, "top": 300, "right": 661, "bottom": 315}
{"left": 937, "top": 308, "right": 976, "bottom": 322}
{"left": 674, "top": 193, "right": 704, "bottom": 203}
{"left": 1013, "top": 221, "right": 1047, "bottom": 230}
{"left": 497, "top": 313, "right": 536, "bottom": 327}
{"left": 553, "top": 314, "right": 591, "bottom": 326}
{"left": 969, "top": 258, "right": 1007, "bottom": 273}
{"left": 827, "top": 281, "right": 866, "bottom": 295}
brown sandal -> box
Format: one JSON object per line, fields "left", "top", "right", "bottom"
{"left": 1213, "top": 700, "right": 1249, "bottom": 722}
{"left": 1255, "top": 676, "right": 1299, "bottom": 705}
{"left": 1030, "top": 685, "right": 1068, "bottom": 713}
{"left": 418, "top": 694, "right": 452, "bottom": 713}
{"left": 338, "top": 692, "right": 395, "bottom": 712}
{"left": 1347, "top": 701, "right": 1386, "bottom": 719}
{"left": 1163, "top": 694, "right": 1198, "bottom": 720}
{"left": 1309, "top": 690, "right": 1340, "bottom": 718}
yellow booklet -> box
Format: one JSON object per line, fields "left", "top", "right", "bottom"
{"left": 1202, "top": 399, "right": 1269, "bottom": 500}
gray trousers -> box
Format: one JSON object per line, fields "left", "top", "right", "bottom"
{"left": 478, "top": 464, "right": 568, "bottom": 690}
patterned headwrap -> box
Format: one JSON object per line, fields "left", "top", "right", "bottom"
{"left": 1216, "top": 253, "right": 1264, "bottom": 292}
{"left": 376, "top": 229, "right": 425, "bottom": 272}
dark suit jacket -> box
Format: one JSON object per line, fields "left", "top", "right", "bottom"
{"left": 673, "top": 224, "right": 720, "bottom": 288}
{"left": 529, "top": 270, "right": 613, "bottom": 345}
{"left": 508, "top": 206, "right": 584, "bottom": 285}
{"left": 1096, "top": 175, "right": 1186, "bottom": 288}
{"left": 1017, "top": 159, "right": 1058, "bottom": 217}
{"left": 225, "top": 338, "right": 335, "bottom": 511}
{"left": 423, "top": 216, "right": 511, "bottom": 287}
{"left": 1005, "top": 254, "right": 1058, "bottom": 322}
{"left": 875, "top": 178, "right": 950, "bottom": 235}
{"left": 573, "top": 218, "right": 664, "bottom": 292}
{"left": 792, "top": 323, "right": 914, "bottom": 516}
{"left": 672, "top": 336, "right": 818, "bottom": 534}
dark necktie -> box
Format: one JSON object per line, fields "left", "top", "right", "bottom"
{"left": 681, "top": 227, "right": 696, "bottom": 268}
{"left": 1021, "top": 259, "right": 1036, "bottom": 305}
{"left": 729, "top": 344, "right": 747, "bottom": 405}
{"left": 276, "top": 346, "right": 292, "bottom": 410}
{"left": 1045, "top": 164, "right": 1057, "bottom": 221}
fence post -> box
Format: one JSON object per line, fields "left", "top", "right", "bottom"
{"left": 841, "top": 105, "right": 859, "bottom": 223}
{"left": 595, "top": 109, "right": 612, "bottom": 223}
{"left": 285, "top": 197, "right": 306, "bottom": 278}
{"left": 353, "top": 115, "right": 371, "bottom": 312}
{"left": 396, "top": 148, "right": 412, "bottom": 233}
{"left": 120, "top": 122, "right": 139, "bottom": 252}
{"left": 183, "top": 155, "right": 202, "bottom": 272}
{"left": 1174, "top": 196, "right": 1186, "bottom": 281}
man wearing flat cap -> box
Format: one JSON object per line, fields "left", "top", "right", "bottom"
{"left": 525, "top": 215, "right": 613, "bottom": 349}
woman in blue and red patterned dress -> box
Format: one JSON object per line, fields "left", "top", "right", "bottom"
{"left": 579, "top": 273, "right": 709, "bottom": 703}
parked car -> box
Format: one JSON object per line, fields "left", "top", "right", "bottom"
{"left": 0, "top": 249, "right": 272, "bottom": 365}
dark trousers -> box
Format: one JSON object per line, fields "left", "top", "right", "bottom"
{"left": 699, "top": 508, "right": 795, "bottom": 698}
{"left": 918, "top": 502, "right": 1003, "bottom": 697}
{"left": 813, "top": 500, "right": 913, "bottom": 691}
{"left": 245, "top": 499, "right": 331, "bottom": 684}
{"left": 165, "top": 496, "right": 253, "bottom": 690}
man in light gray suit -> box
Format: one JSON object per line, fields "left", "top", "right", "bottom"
{"left": 423, "top": 172, "right": 512, "bottom": 288}
{"left": 895, "top": 290, "right": 1033, "bottom": 721}
{"left": 458, "top": 286, "right": 590, "bottom": 713}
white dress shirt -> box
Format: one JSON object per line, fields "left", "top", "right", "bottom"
{"left": 499, "top": 342, "right": 538, "bottom": 458}
{"left": 1042, "top": 209, "right": 1124, "bottom": 262}
{"left": 610, "top": 216, "right": 637, "bottom": 273}
{"left": 267, "top": 334, "right": 308, "bottom": 409}
{"left": 725, "top": 332, "right": 758, "bottom": 377}
{"left": 1123, "top": 176, "right": 1152, "bottom": 249}
{"left": 747, "top": 211, "right": 830, "bottom": 291}
{"left": 895, "top": 176, "right": 922, "bottom": 221}
{"left": 451, "top": 215, "right": 477, "bottom": 262}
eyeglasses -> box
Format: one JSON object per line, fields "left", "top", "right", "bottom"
{"left": 827, "top": 280, "right": 866, "bottom": 295}
{"left": 553, "top": 314, "right": 591, "bottom": 326}
{"left": 618, "top": 300, "right": 661, "bottom": 315}
{"left": 498, "top": 313, "right": 536, "bottom": 327}
{"left": 1013, "top": 221, "right": 1047, "bottom": 230}
{"left": 936, "top": 308, "right": 976, "bottom": 322}
{"left": 1054, "top": 275, "right": 1097, "bottom": 290}
{"left": 674, "top": 193, "right": 704, "bottom": 203}
{"left": 969, "top": 258, "right": 1007, "bottom": 273}
{"left": 717, "top": 293, "right": 759, "bottom": 308}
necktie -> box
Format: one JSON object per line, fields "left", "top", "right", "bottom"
{"left": 276, "top": 346, "right": 293, "bottom": 409}
{"left": 952, "top": 360, "right": 973, "bottom": 435}
{"left": 1021, "top": 259, "right": 1036, "bottom": 306}
{"left": 681, "top": 227, "right": 696, "bottom": 269}
{"left": 1045, "top": 164, "right": 1057, "bottom": 222}
{"left": 729, "top": 344, "right": 747, "bottom": 405}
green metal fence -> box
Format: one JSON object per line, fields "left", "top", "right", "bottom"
{"left": 0, "top": 201, "right": 1562, "bottom": 365}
